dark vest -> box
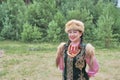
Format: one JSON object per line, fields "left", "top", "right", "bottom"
{"left": 63, "top": 43, "right": 89, "bottom": 80}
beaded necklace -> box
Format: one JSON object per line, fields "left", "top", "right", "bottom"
{"left": 67, "top": 42, "right": 81, "bottom": 57}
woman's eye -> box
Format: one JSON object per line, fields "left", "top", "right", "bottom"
{"left": 68, "top": 31, "right": 72, "bottom": 33}
{"left": 68, "top": 30, "right": 78, "bottom": 34}
{"left": 73, "top": 31, "right": 77, "bottom": 33}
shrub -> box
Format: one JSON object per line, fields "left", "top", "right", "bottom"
{"left": 21, "top": 22, "right": 42, "bottom": 42}
{"left": 47, "top": 11, "right": 67, "bottom": 42}
{"left": 0, "top": 0, "right": 26, "bottom": 40}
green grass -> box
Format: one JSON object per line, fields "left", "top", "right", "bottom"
{"left": 0, "top": 41, "right": 120, "bottom": 80}
{"left": 0, "top": 41, "right": 57, "bottom": 54}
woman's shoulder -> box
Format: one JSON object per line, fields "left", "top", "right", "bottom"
{"left": 85, "top": 43, "right": 95, "bottom": 50}
{"left": 57, "top": 42, "right": 66, "bottom": 51}
{"left": 57, "top": 42, "right": 66, "bottom": 49}
{"left": 85, "top": 43, "right": 95, "bottom": 56}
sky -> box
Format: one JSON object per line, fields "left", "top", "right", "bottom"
{"left": 117, "top": 0, "right": 120, "bottom": 8}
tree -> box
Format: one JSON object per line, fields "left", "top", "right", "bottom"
{"left": 24, "top": 0, "right": 56, "bottom": 41}
{"left": 47, "top": 11, "right": 67, "bottom": 42}
{"left": 96, "top": 11, "right": 114, "bottom": 48}
{"left": 0, "top": 0, "right": 26, "bottom": 40}
{"left": 21, "top": 22, "right": 42, "bottom": 42}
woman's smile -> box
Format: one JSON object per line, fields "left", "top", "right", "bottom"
{"left": 70, "top": 36, "right": 76, "bottom": 40}
{"left": 68, "top": 30, "right": 82, "bottom": 42}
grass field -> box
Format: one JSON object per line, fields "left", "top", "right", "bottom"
{"left": 0, "top": 41, "right": 120, "bottom": 80}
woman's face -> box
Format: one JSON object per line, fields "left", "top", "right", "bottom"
{"left": 68, "top": 30, "right": 82, "bottom": 43}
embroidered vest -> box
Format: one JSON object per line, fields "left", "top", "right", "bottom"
{"left": 63, "top": 43, "right": 89, "bottom": 80}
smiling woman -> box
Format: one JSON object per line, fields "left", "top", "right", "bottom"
{"left": 56, "top": 19, "right": 99, "bottom": 80}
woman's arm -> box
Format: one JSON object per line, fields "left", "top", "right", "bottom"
{"left": 56, "top": 42, "right": 66, "bottom": 71}
{"left": 86, "top": 56, "right": 99, "bottom": 77}
{"left": 85, "top": 43, "right": 99, "bottom": 77}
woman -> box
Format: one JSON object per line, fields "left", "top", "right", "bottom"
{"left": 56, "top": 19, "right": 99, "bottom": 80}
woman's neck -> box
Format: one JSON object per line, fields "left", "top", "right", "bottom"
{"left": 70, "top": 40, "right": 80, "bottom": 46}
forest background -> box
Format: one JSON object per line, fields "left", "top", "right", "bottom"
{"left": 0, "top": 0, "right": 120, "bottom": 80}
{"left": 0, "top": 0, "right": 120, "bottom": 48}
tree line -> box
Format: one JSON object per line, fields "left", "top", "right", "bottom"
{"left": 0, "top": 0, "right": 120, "bottom": 48}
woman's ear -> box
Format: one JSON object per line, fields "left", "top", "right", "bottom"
{"left": 79, "top": 31, "right": 82, "bottom": 37}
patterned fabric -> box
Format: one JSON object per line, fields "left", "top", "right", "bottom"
{"left": 67, "top": 56, "right": 73, "bottom": 80}
{"left": 63, "top": 43, "right": 89, "bottom": 80}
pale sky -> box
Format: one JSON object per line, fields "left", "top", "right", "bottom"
{"left": 117, "top": 0, "right": 120, "bottom": 7}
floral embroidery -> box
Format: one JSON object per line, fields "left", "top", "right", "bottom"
{"left": 77, "top": 73, "right": 86, "bottom": 80}
{"left": 67, "top": 56, "right": 73, "bottom": 80}
{"left": 75, "top": 57, "right": 85, "bottom": 70}
{"left": 63, "top": 44, "right": 88, "bottom": 80}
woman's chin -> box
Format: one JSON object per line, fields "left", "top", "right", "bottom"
{"left": 70, "top": 39, "right": 76, "bottom": 42}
